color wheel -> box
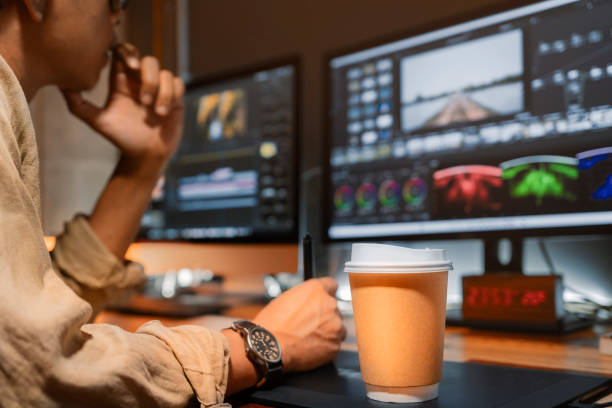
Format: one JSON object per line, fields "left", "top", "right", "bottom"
{"left": 403, "top": 178, "right": 428, "bottom": 208}
{"left": 378, "top": 180, "right": 401, "bottom": 207}
{"left": 356, "top": 183, "right": 377, "bottom": 210}
{"left": 334, "top": 185, "right": 354, "bottom": 211}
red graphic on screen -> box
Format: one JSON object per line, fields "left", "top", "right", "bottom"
{"left": 433, "top": 165, "right": 502, "bottom": 214}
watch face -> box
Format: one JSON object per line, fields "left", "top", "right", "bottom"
{"left": 248, "top": 327, "right": 282, "bottom": 363}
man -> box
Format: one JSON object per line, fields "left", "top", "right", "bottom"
{"left": 0, "top": 0, "right": 346, "bottom": 406}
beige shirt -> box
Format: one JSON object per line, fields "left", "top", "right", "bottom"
{"left": 0, "top": 54, "right": 231, "bottom": 408}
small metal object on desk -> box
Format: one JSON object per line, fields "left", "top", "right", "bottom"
{"left": 148, "top": 268, "right": 221, "bottom": 299}
{"left": 263, "top": 272, "right": 302, "bottom": 299}
{"left": 113, "top": 268, "right": 266, "bottom": 317}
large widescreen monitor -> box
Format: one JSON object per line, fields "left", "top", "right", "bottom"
{"left": 139, "top": 59, "right": 299, "bottom": 242}
{"left": 325, "top": 0, "right": 612, "bottom": 242}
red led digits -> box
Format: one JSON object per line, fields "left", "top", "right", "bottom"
{"left": 466, "top": 287, "right": 542, "bottom": 308}
{"left": 502, "top": 288, "right": 514, "bottom": 307}
{"left": 520, "top": 290, "right": 547, "bottom": 307}
{"left": 466, "top": 287, "right": 480, "bottom": 307}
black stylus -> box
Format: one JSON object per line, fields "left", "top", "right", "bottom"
{"left": 302, "top": 233, "right": 313, "bottom": 280}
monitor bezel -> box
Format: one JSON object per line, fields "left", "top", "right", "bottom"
{"left": 137, "top": 56, "right": 301, "bottom": 244}
{"left": 322, "top": 0, "right": 612, "bottom": 243}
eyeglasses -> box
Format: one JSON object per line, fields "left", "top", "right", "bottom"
{"left": 109, "top": 0, "right": 128, "bottom": 13}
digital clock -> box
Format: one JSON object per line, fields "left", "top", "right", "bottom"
{"left": 462, "top": 275, "right": 565, "bottom": 324}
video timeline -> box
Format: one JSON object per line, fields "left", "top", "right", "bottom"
{"left": 333, "top": 147, "right": 612, "bottom": 222}
{"left": 175, "top": 169, "right": 257, "bottom": 212}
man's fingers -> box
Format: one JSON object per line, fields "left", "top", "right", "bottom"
{"left": 172, "top": 77, "right": 185, "bottom": 110}
{"left": 140, "top": 56, "right": 160, "bottom": 106}
{"left": 62, "top": 91, "right": 103, "bottom": 127}
{"left": 317, "top": 277, "right": 338, "bottom": 297}
{"left": 155, "top": 70, "right": 174, "bottom": 116}
{"left": 109, "top": 56, "right": 132, "bottom": 95}
{"left": 114, "top": 43, "right": 141, "bottom": 71}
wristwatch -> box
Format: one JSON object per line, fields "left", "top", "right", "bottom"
{"left": 231, "top": 320, "right": 283, "bottom": 388}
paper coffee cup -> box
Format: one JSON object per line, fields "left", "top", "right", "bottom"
{"left": 345, "top": 243, "right": 452, "bottom": 403}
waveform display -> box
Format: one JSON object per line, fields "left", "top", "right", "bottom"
{"left": 356, "top": 182, "right": 377, "bottom": 210}
{"left": 403, "top": 177, "right": 428, "bottom": 209}
{"left": 378, "top": 180, "right": 401, "bottom": 207}
{"left": 433, "top": 165, "right": 503, "bottom": 215}
{"left": 501, "top": 156, "right": 578, "bottom": 206}
{"left": 577, "top": 147, "right": 612, "bottom": 201}
{"left": 334, "top": 185, "right": 354, "bottom": 211}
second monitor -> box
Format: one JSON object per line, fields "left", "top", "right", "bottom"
{"left": 140, "top": 60, "right": 299, "bottom": 242}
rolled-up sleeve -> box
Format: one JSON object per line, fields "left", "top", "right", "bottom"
{"left": 137, "top": 322, "right": 231, "bottom": 406}
{"left": 44, "top": 319, "right": 231, "bottom": 408}
{"left": 51, "top": 214, "right": 146, "bottom": 317}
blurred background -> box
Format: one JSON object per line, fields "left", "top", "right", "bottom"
{"left": 31, "top": 0, "right": 612, "bottom": 306}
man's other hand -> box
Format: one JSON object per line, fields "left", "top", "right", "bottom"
{"left": 254, "top": 277, "right": 347, "bottom": 373}
{"left": 62, "top": 43, "right": 184, "bottom": 175}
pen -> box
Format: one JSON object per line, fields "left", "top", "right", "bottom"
{"left": 302, "top": 233, "right": 313, "bottom": 281}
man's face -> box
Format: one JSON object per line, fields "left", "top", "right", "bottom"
{"left": 36, "top": 0, "right": 120, "bottom": 91}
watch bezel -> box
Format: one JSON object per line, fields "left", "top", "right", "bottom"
{"left": 246, "top": 326, "right": 283, "bottom": 364}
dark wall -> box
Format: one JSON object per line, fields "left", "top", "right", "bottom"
{"left": 187, "top": 0, "right": 528, "bottom": 239}
{"left": 125, "top": 0, "right": 154, "bottom": 56}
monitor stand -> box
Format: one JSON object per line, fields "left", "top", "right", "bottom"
{"left": 445, "top": 237, "right": 595, "bottom": 333}
{"left": 484, "top": 237, "right": 523, "bottom": 275}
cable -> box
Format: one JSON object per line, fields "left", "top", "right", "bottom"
{"left": 538, "top": 238, "right": 557, "bottom": 275}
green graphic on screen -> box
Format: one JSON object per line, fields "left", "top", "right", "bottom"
{"left": 501, "top": 156, "right": 578, "bottom": 206}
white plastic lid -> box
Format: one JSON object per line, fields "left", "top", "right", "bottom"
{"left": 344, "top": 243, "right": 453, "bottom": 273}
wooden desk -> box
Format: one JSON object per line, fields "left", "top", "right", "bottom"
{"left": 97, "top": 309, "right": 611, "bottom": 408}
{"left": 97, "top": 310, "right": 612, "bottom": 376}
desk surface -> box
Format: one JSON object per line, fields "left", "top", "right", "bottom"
{"left": 96, "top": 309, "right": 612, "bottom": 377}
{"left": 96, "top": 309, "right": 611, "bottom": 408}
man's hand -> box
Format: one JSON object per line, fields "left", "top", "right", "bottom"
{"left": 254, "top": 277, "right": 347, "bottom": 373}
{"left": 63, "top": 43, "right": 185, "bottom": 175}
{"left": 59, "top": 44, "right": 185, "bottom": 259}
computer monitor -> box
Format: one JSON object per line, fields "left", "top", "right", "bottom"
{"left": 325, "top": 0, "right": 612, "bottom": 270}
{"left": 139, "top": 59, "right": 299, "bottom": 242}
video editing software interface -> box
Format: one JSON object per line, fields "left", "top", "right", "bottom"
{"left": 140, "top": 64, "right": 297, "bottom": 241}
{"left": 327, "top": 0, "right": 612, "bottom": 239}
